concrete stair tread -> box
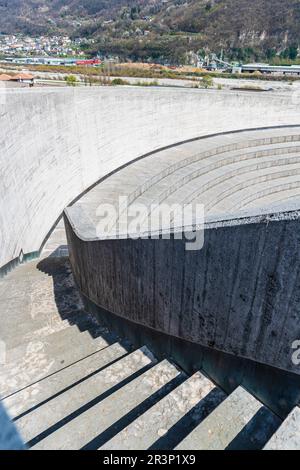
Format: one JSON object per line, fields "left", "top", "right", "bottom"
{"left": 264, "top": 407, "right": 300, "bottom": 450}
{"left": 132, "top": 148, "right": 300, "bottom": 205}
{"left": 0, "top": 324, "right": 115, "bottom": 398}
{"left": 125, "top": 143, "right": 300, "bottom": 203}
{"left": 31, "top": 359, "right": 183, "bottom": 450}
{"left": 175, "top": 386, "right": 281, "bottom": 450}
{"left": 2, "top": 342, "right": 128, "bottom": 420}
{"left": 2, "top": 309, "right": 101, "bottom": 352}
{"left": 163, "top": 156, "right": 300, "bottom": 206}
{"left": 73, "top": 138, "right": 300, "bottom": 217}
{"left": 3, "top": 323, "right": 106, "bottom": 361}
{"left": 101, "top": 371, "right": 226, "bottom": 450}
{"left": 0, "top": 257, "right": 88, "bottom": 349}
{"left": 211, "top": 173, "right": 300, "bottom": 214}
{"left": 15, "top": 346, "right": 156, "bottom": 446}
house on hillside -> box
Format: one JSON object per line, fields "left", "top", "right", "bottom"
{"left": 0, "top": 72, "right": 35, "bottom": 87}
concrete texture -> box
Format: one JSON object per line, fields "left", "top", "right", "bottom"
{"left": 3, "top": 342, "right": 128, "bottom": 419}
{"left": 2, "top": 86, "right": 300, "bottom": 450}
{"left": 16, "top": 346, "right": 155, "bottom": 446}
{"left": 65, "top": 212, "right": 300, "bottom": 375}
{"left": 32, "top": 359, "right": 182, "bottom": 450}
{"left": 0, "top": 249, "right": 295, "bottom": 450}
{"left": 176, "top": 386, "right": 280, "bottom": 450}
{"left": 1, "top": 86, "right": 300, "bottom": 270}
{"left": 0, "top": 326, "right": 110, "bottom": 398}
{"left": 0, "top": 255, "right": 125, "bottom": 399}
{"left": 41, "top": 217, "right": 68, "bottom": 258}
{"left": 65, "top": 127, "right": 300, "bottom": 238}
{"left": 101, "top": 371, "right": 226, "bottom": 450}
{"left": 64, "top": 130, "right": 300, "bottom": 376}
{"left": 264, "top": 407, "right": 300, "bottom": 450}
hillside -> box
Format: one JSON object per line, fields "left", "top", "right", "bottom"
{"left": 1, "top": 0, "right": 300, "bottom": 63}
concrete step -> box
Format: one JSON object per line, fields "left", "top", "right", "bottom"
{"left": 0, "top": 258, "right": 87, "bottom": 349}
{"left": 0, "top": 324, "right": 116, "bottom": 398}
{"left": 175, "top": 387, "right": 281, "bottom": 450}
{"left": 31, "top": 359, "right": 183, "bottom": 450}
{"left": 76, "top": 136, "right": 300, "bottom": 230}
{"left": 243, "top": 187, "right": 300, "bottom": 211}
{"left": 264, "top": 407, "right": 300, "bottom": 450}
{"left": 101, "top": 371, "right": 226, "bottom": 450}
{"left": 134, "top": 152, "right": 300, "bottom": 228}
{"left": 164, "top": 154, "right": 300, "bottom": 211}
{"left": 127, "top": 141, "right": 300, "bottom": 206}
{"left": 134, "top": 145, "right": 300, "bottom": 210}
{"left": 4, "top": 310, "right": 102, "bottom": 351}
{"left": 5, "top": 305, "right": 104, "bottom": 347}
{"left": 15, "top": 347, "right": 156, "bottom": 446}
{"left": 3, "top": 342, "right": 128, "bottom": 420}
{"left": 212, "top": 172, "right": 300, "bottom": 214}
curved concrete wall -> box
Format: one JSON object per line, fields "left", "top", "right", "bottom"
{"left": 1, "top": 86, "right": 299, "bottom": 269}
{"left": 64, "top": 211, "right": 300, "bottom": 376}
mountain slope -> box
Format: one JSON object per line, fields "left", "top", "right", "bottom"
{"left": 1, "top": 0, "right": 300, "bottom": 62}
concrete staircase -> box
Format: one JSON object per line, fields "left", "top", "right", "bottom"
{"left": 1, "top": 255, "right": 300, "bottom": 450}
{"left": 67, "top": 130, "right": 300, "bottom": 237}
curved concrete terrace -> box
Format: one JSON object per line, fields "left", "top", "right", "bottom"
{"left": 1, "top": 86, "right": 300, "bottom": 273}
{"left": 64, "top": 127, "right": 300, "bottom": 376}
{"left": 2, "top": 87, "right": 300, "bottom": 449}
{"left": 65, "top": 127, "right": 300, "bottom": 237}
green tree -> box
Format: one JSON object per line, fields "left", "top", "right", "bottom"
{"left": 65, "top": 75, "right": 77, "bottom": 86}
{"left": 266, "top": 48, "right": 276, "bottom": 61}
{"left": 201, "top": 75, "right": 213, "bottom": 88}
{"left": 288, "top": 45, "right": 298, "bottom": 60}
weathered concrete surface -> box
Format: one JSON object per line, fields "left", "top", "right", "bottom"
{"left": 41, "top": 217, "right": 68, "bottom": 258}
{"left": 31, "top": 359, "right": 181, "bottom": 450}
{"left": 264, "top": 407, "right": 300, "bottom": 450}
{"left": 0, "top": 254, "right": 122, "bottom": 401}
{"left": 65, "top": 127, "right": 300, "bottom": 237}
{"left": 0, "top": 256, "right": 107, "bottom": 350}
{"left": 176, "top": 386, "right": 280, "bottom": 450}
{"left": 16, "top": 347, "right": 156, "bottom": 447}
{"left": 3, "top": 343, "right": 127, "bottom": 420}
{"left": 63, "top": 127, "right": 300, "bottom": 375}
{"left": 65, "top": 212, "right": 300, "bottom": 375}
{"left": 101, "top": 371, "right": 226, "bottom": 450}
{"left": 1, "top": 86, "right": 299, "bottom": 269}
{"left": 0, "top": 246, "right": 292, "bottom": 450}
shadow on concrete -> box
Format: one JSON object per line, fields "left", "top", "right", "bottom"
{"left": 36, "top": 250, "right": 117, "bottom": 343}
{"left": 149, "top": 387, "right": 226, "bottom": 450}
{"left": 26, "top": 362, "right": 154, "bottom": 448}
{"left": 225, "top": 406, "right": 281, "bottom": 450}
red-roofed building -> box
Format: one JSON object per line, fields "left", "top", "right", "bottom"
{"left": 11, "top": 73, "right": 35, "bottom": 85}
{"left": 0, "top": 74, "right": 13, "bottom": 81}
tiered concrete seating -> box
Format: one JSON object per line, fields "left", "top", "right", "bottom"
{"left": 66, "top": 128, "right": 300, "bottom": 237}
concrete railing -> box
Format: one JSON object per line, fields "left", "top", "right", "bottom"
{"left": 1, "top": 86, "right": 299, "bottom": 272}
